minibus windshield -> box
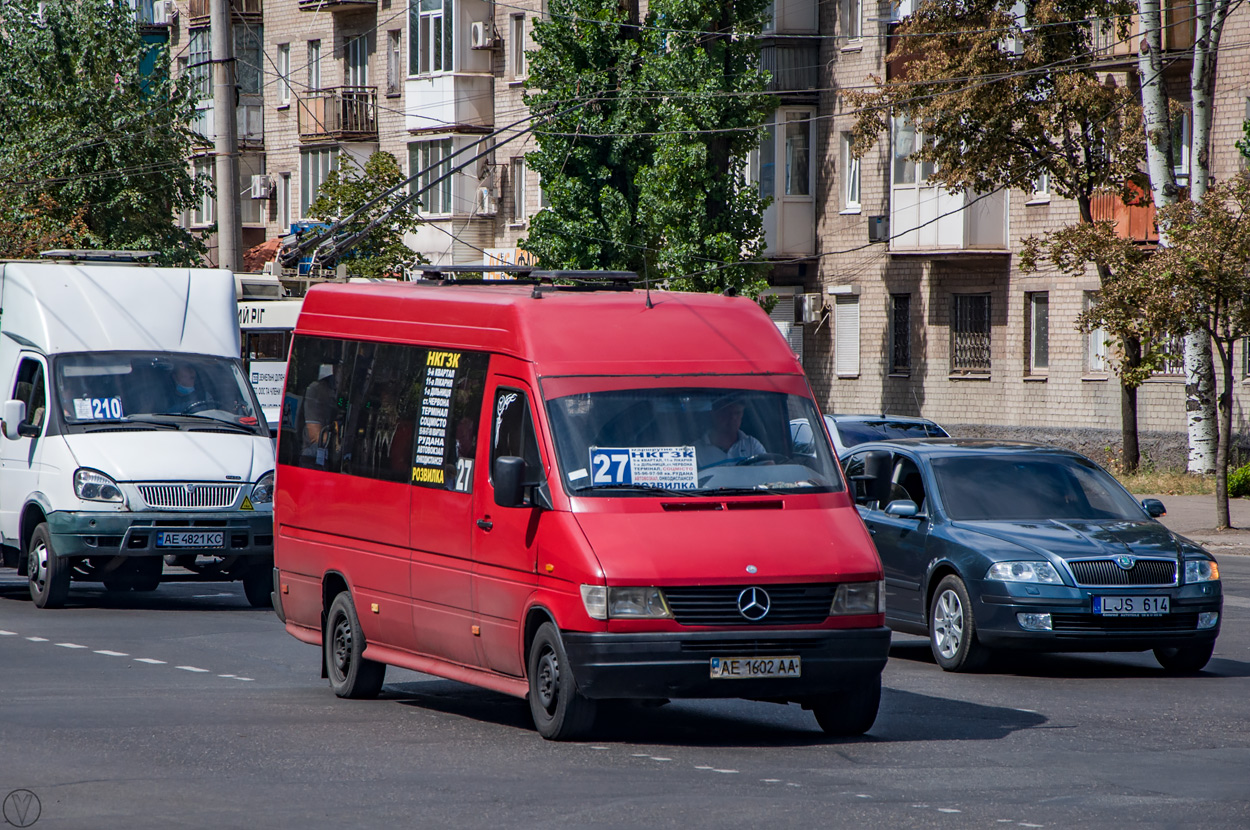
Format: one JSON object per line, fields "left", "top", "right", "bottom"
{"left": 544, "top": 383, "right": 844, "bottom": 495}
{"left": 55, "top": 352, "right": 267, "bottom": 435}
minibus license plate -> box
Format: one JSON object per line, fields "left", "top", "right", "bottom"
{"left": 710, "top": 656, "right": 800, "bottom": 679}
{"left": 1093, "top": 595, "right": 1168, "bottom": 616}
{"left": 156, "top": 531, "right": 225, "bottom": 549}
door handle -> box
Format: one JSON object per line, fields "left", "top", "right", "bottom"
{"left": 476, "top": 518, "right": 493, "bottom": 531}
{"left": 868, "top": 528, "right": 877, "bottom": 535}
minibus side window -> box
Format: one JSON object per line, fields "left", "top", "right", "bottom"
{"left": 340, "top": 342, "right": 418, "bottom": 483}
{"left": 279, "top": 335, "right": 355, "bottom": 471}
{"left": 491, "top": 388, "right": 543, "bottom": 486}
{"left": 12, "top": 358, "right": 47, "bottom": 432}
{"left": 444, "top": 353, "right": 489, "bottom": 492}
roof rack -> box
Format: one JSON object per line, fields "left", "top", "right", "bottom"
{"left": 415, "top": 265, "right": 639, "bottom": 296}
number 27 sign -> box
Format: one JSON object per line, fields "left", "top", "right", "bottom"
{"left": 588, "top": 446, "right": 698, "bottom": 490}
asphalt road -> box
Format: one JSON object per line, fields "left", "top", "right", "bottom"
{"left": 1, "top": 560, "right": 1248, "bottom": 830}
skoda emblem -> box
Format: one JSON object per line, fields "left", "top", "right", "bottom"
{"left": 1115, "top": 554, "right": 1136, "bottom": 570}
{"left": 745, "top": 564, "right": 758, "bottom": 574}
{"left": 184, "top": 483, "right": 197, "bottom": 495}
{"left": 737, "top": 587, "right": 771, "bottom": 621}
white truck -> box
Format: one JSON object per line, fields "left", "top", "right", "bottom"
{"left": 0, "top": 255, "right": 276, "bottom": 608}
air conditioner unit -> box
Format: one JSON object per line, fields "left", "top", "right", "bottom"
{"left": 250, "top": 174, "right": 273, "bottom": 200}
{"left": 151, "top": 0, "right": 176, "bottom": 23}
{"left": 477, "top": 186, "right": 498, "bottom": 216}
{"left": 868, "top": 214, "right": 889, "bottom": 243}
{"left": 470, "top": 21, "right": 495, "bottom": 50}
{"left": 797, "top": 293, "right": 824, "bottom": 324}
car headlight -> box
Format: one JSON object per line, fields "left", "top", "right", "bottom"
{"left": 74, "top": 468, "right": 124, "bottom": 503}
{"left": 251, "top": 471, "right": 275, "bottom": 505}
{"left": 831, "top": 580, "right": 885, "bottom": 615}
{"left": 986, "top": 561, "right": 1063, "bottom": 584}
{"left": 1185, "top": 559, "right": 1219, "bottom": 583}
{"left": 579, "top": 585, "right": 672, "bottom": 620}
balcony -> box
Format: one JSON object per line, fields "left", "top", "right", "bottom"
{"left": 1091, "top": 182, "right": 1159, "bottom": 243}
{"left": 406, "top": 75, "right": 494, "bottom": 133}
{"left": 889, "top": 186, "right": 1007, "bottom": 253}
{"left": 191, "top": 95, "right": 265, "bottom": 147}
{"left": 299, "top": 87, "right": 379, "bottom": 142}
{"left": 761, "top": 40, "right": 819, "bottom": 96}
{"left": 1093, "top": 1, "right": 1195, "bottom": 59}
{"left": 189, "top": 0, "right": 261, "bottom": 24}
{"left": 298, "top": 0, "right": 376, "bottom": 11}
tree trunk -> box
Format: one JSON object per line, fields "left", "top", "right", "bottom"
{"left": 1214, "top": 336, "right": 1234, "bottom": 529}
{"left": 1122, "top": 336, "right": 1142, "bottom": 473}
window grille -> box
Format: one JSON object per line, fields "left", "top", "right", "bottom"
{"left": 951, "top": 293, "right": 991, "bottom": 373}
{"left": 891, "top": 294, "right": 911, "bottom": 373}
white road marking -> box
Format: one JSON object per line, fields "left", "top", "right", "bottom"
{"left": 94, "top": 650, "right": 128, "bottom": 657}
{"left": 1223, "top": 595, "right": 1250, "bottom": 609}
{"left": 191, "top": 593, "right": 235, "bottom": 599}
{"left": 134, "top": 658, "right": 166, "bottom": 664}
{"left": 56, "top": 643, "right": 87, "bottom": 649}
{"left": 856, "top": 794, "right": 872, "bottom": 798}
{"left": 0, "top": 630, "right": 16, "bottom": 636}
{"left": 650, "top": 757, "right": 671, "bottom": 762}
{"left": 235, "top": 677, "right": 254, "bottom": 682}
{"left": 938, "top": 808, "right": 962, "bottom": 813}
{"left": 786, "top": 782, "right": 801, "bottom": 787}
{"left": 26, "top": 637, "right": 48, "bottom": 642}
{"left": 1019, "top": 824, "right": 1044, "bottom": 828}
{"left": 176, "top": 666, "right": 209, "bottom": 673}
{"left": 762, "top": 779, "right": 782, "bottom": 784}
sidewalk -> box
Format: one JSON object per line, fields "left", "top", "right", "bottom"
{"left": 1139, "top": 493, "right": 1250, "bottom": 556}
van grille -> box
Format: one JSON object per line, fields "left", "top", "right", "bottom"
{"left": 136, "top": 483, "right": 240, "bottom": 509}
{"left": 1069, "top": 559, "right": 1177, "bottom": 587}
{"left": 663, "top": 584, "right": 835, "bottom": 626}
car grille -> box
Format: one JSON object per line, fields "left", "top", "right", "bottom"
{"left": 663, "top": 584, "right": 835, "bottom": 626}
{"left": 1069, "top": 558, "right": 1177, "bottom": 587}
{"left": 678, "top": 637, "right": 831, "bottom": 656}
{"left": 136, "top": 483, "right": 240, "bottom": 509}
{"left": 1051, "top": 613, "right": 1198, "bottom": 633}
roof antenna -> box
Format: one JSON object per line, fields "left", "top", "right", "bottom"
{"left": 643, "top": 260, "right": 654, "bottom": 309}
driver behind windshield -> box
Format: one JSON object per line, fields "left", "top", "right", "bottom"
{"left": 167, "top": 361, "right": 216, "bottom": 415}
{"left": 694, "top": 395, "right": 766, "bottom": 466}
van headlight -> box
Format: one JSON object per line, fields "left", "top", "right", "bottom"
{"left": 251, "top": 471, "right": 275, "bottom": 505}
{"left": 830, "top": 580, "right": 885, "bottom": 615}
{"left": 1185, "top": 559, "right": 1219, "bottom": 583}
{"left": 74, "top": 468, "right": 124, "bottom": 503}
{"left": 579, "top": 585, "right": 672, "bottom": 620}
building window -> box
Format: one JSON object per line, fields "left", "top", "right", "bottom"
{"left": 411, "top": 0, "right": 454, "bottom": 75}
{"left": 235, "top": 25, "right": 263, "bottom": 96}
{"left": 192, "top": 158, "right": 214, "bottom": 227}
{"left": 277, "top": 44, "right": 291, "bottom": 105}
{"left": 188, "top": 28, "right": 211, "bottom": 100}
{"left": 387, "top": 30, "right": 402, "bottom": 94}
{"left": 511, "top": 14, "right": 526, "bottom": 78}
{"left": 758, "top": 121, "right": 775, "bottom": 199}
{"left": 841, "top": 0, "right": 861, "bottom": 42}
{"left": 511, "top": 157, "right": 526, "bottom": 222}
{"left": 1027, "top": 292, "right": 1049, "bottom": 373}
{"left": 279, "top": 173, "right": 292, "bottom": 233}
{"left": 951, "top": 293, "right": 991, "bottom": 374}
{"left": 308, "top": 40, "right": 322, "bottom": 90}
{"left": 890, "top": 294, "right": 911, "bottom": 374}
{"left": 784, "top": 111, "right": 810, "bottom": 196}
{"left": 301, "top": 148, "right": 338, "bottom": 217}
{"left": 1084, "top": 292, "right": 1107, "bottom": 373}
{"left": 1031, "top": 170, "right": 1050, "bottom": 202}
{"left": 841, "top": 132, "right": 860, "bottom": 211}
{"left": 1172, "top": 110, "right": 1191, "bottom": 185}
{"left": 835, "top": 296, "right": 860, "bottom": 377}
{"left": 1153, "top": 335, "right": 1186, "bottom": 376}
{"left": 409, "top": 139, "right": 453, "bottom": 215}
{"left": 345, "top": 33, "right": 370, "bottom": 87}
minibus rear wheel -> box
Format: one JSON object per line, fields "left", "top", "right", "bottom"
{"left": 527, "top": 622, "right": 597, "bottom": 741}
{"left": 810, "top": 674, "right": 881, "bottom": 737}
{"left": 324, "top": 592, "right": 386, "bottom": 699}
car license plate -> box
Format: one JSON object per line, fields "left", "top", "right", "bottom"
{"left": 710, "top": 656, "right": 801, "bottom": 680}
{"left": 155, "top": 531, "right": 225, "bottom": 549}
{"left": 1093, "top": 595, "right": 1169, "bottom": 616}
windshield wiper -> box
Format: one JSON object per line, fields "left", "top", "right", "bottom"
{"left": 579, "top": 484, "right": 703, "bottom": 497}
{"left": 702, "top": 486, "right": 790, "bottom": 495}
{"left": 81, "top": 416, "right": 179, "bottom": 431}
{"left": 170, "top": 414, "right": 259, "bottom": 433}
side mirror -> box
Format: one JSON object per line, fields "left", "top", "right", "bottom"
{"left": 884, "top": 499, "right": 919, "bottom": 518}
{"left": 2, "top": 400, "right": 26, "bottom": 441}
{"left": 1141, "top": 498, "right": 1166, "bottom": 518}
{"left": 493, "top": 456, "right": 527, "bottom": 508}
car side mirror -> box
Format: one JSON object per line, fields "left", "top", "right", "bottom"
{"left": 2, "top": 400, "right": 26, "bottom": 441}
{"left": 884, "top": 499, "right": 919, "bottom": 518}
{"left": 1141, "top": 498, "right": 1166, "bottom": 518}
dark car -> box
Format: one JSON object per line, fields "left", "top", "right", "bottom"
{"left": 791, "top": 414, "right": 949, "bottom": 458}
{"left": 841, "top": 439, "right": 1223, "bottom": 673}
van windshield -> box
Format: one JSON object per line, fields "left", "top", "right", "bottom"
{"left": 544, "top": 384, "right": 844, "bottom": 495}
{"left": 54, "top": 352, "right": 266, "bottom": 435}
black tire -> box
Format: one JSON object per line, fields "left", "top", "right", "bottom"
{"left": 527, "top": 622, "right": 597, "bottom": 740}
{"left": 242, "top": 567, "right": 273, "bottom": 608}
{"left": 28, "top": 524, "right": 70, "bottom": 609}
{"left": 324, "top": 592, "right": 385, "bottom": 699}
{"left": 811, "top": 674, "right": 882, "bottom": 737}
{"left": 928, "top": 575, "right": 989, "bottom": 672}
{"left": 1154, "top": 641, "right": 1215, "bottom": 674}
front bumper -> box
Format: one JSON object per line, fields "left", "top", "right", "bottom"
{"left": 561, "top": 627, "right": 891, "bottom": 700}
{"left": 46, "top": 510, "right": 274, "bottom": 560}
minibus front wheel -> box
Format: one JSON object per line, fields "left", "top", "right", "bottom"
{"left": 324, "top": 592, "right": 386, "bottom": 699}
{"left": 808, "top": 674, "right": 881, "bottom": 737}
{"left": 527, "top": 623, "right": 597, "bottom": 741}
{"left": 28, "top": 524, "right": 71, "bottom": 609}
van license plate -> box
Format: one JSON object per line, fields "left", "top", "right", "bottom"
{"left": 1093, "top": 595, "right": 1169, "bottom": 616}
{"left": 710, "top": 656, "right": 801, "bottom": 679}
{"left": 156, "top": 531, "right": 225, "bottom": 549}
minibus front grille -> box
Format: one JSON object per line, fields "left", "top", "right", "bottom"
{"left": 136, "top": 483, "right": 240, "bottom": 510}
{"left": 663, "top": 584, "right": 836, "bottom": 626}
{"left": 679, "top": 637, "right": 829, "bottom": 655}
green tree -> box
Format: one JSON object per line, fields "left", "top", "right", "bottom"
{"left": 0, "top": 0, "right": 208, "bottom": 263}
{"left": 307, "top": 152, "right": 423, "bottom": 278}
{"left": 524, "top": 0, "right": 773, "bottom": 294}
{"left": 847, "top": 0, "right": 1148, "bottom": 468}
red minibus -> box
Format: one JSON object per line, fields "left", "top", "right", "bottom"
{"left": 272, "top": 275, "right": 888, "bottom": 739}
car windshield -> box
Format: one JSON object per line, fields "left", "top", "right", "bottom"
{"left": 544, "top": 384, "right": 844, "bottom": 495}
{"left": 54, "top": 352, "right": 266, "bottom": 435}
{"left": 931, "top": 454, "right": 1146, "bottom": 522}
{"left": 836, "top": 419, "right": 948, "bottom": 447}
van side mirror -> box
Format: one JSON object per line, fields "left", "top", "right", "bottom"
{"left": 851, "top": 450, "right": 892, "bottom": 506}
{"left": 3, "top": 400, "right": 26, "bottom": 441}
{"left": 1141, "top": 498, "right": 1166, "bottom": 518}
{"left": 493, "top": 456, "right": 527, "bottom": 508}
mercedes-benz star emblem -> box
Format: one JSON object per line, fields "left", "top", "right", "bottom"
{"left": 1115, "top": 554, "right": 1136, "bottom": 570}
{"left": 737, "top": 587, "right": 771, "bottom": 621}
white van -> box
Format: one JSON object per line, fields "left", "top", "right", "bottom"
{"left": 0, "top": 256, "right": 276, "bottom": 608}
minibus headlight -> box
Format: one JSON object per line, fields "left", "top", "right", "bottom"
{"left": 74, "top": 468, "right": 124, "bottom": 503}
{"left": 251, "top": 471, "right": 275, "bottom": 505}
{"left": 580, "top": 585, "right": 608, "bottom": 620}
{"left": 607, "top": 587, "right": 673, "bottom": 619}
{"left": 1184, "top": 560, "right": 1219, "bottom": 583}
{"left": 830, "top": 580, "right": 884, "bottom": 615}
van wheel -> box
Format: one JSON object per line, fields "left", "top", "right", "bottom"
{"left": 810, "top": 674, "right": 881, "bottom": 737}
{"left": 929, "top": 575, "right": 989, "bottom": 672}
{"left": 527, "top": 622, "right": 596, "bottom": 741}
{"left": 324, "top": 592, "right": 385, "bottom": 699}
{"left": 242, "top": 568, "right": 273, "bottom": 608}
{"left": 1154, "top": 641, "right": 1215, "bottom": 674}
{"left": 28, "top": 524, "right": 70, "bottom": 609}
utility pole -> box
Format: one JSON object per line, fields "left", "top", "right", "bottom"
{"left": 210, "top": 0, "right": 242, "bottom": 271}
